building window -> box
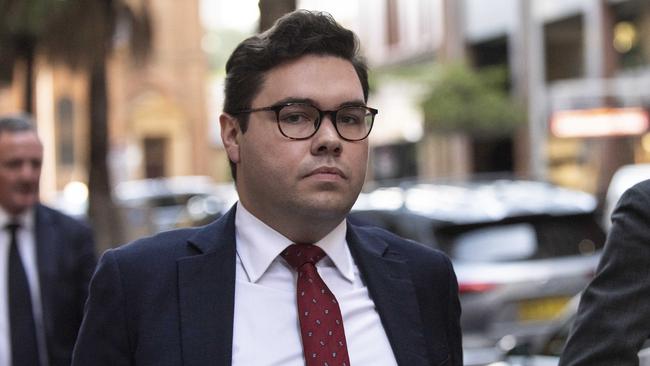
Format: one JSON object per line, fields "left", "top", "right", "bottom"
{"left": 56, "top": 97, "right": 75, "bottom": 165}
{"left": 612, "top": 0, "right": 647, "bottom": 69}
{"left": 544, "top": 15, "right": 584, "bottom": 81}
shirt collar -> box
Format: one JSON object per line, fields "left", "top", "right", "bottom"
{"left": 0, "top": 206, "right": 34, "bottom": 230}
{"left": 234, "top": 201, "right": 354, "bottom": 283}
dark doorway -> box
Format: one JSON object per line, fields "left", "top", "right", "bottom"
{"left": 143, "top": 137, "right": 167, "bottom": 178}
{"left": 472, "top": 136, "right": 514, "bottom": 174}
{"left": 372, "top": 142, "right": 418, "bottom": 182}
{"left": 471, "top": 36, "right": 508, "bottom": 67}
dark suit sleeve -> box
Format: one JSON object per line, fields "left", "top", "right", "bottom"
{"left": 74, "top": 224, "right": 97, "bottom": 318}
{"left": 444, "top": 255, "right": 463, "bottom": 366}
{"left": 559, "top": 180, "right": 650, "bottom": 366}
{"left": 72, "top": 250, "right": 132, "bottom": 366}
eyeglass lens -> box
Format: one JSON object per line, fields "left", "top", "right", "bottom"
{"left": 277, "top": 104, "right": 373, "bottom": 140}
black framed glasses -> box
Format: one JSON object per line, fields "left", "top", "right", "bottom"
{"left": 232, "top": 102, "right": 378, "bottom": 141}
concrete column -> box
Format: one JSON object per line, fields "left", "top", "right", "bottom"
{"left": 513, "top": 0, "right": 547, "bottom": 180}
{"left": 441, "top": 0, "right": 466, "bottom": 62}
{"left": 509, "top": 1, "right": 529, "bottom": 175}
{"left": 584, "top": 1, "right": 606, "bottom": 79}
{"left": 35, "top": 63, "right": 58, "bottom": 201}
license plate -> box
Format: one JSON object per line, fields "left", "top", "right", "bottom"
{"left": 517, "top": 296, "right": 570, "bottom": 322}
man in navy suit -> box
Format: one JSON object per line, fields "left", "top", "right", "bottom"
{"left": 0, "top": 115, "right": 96, "bottom": 366}
{"left": 72, "top": 10, "right": 462, "bottom": 366}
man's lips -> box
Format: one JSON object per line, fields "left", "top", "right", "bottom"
{"left": 305, "top": 166, "right": 347, "bottom": 179}
{"left": 15, "top": 184, "right": 38, "bottom": 194}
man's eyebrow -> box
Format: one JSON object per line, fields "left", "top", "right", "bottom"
{"left": 272, "top": 97, "right": 315, "bottom": 106}
{"left": 271, "top": 97, "right": 367, "bottom": 108}
{"left": 337, "top": 100, "right": 367, "bottom": 108}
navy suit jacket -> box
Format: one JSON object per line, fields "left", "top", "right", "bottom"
{"left": 72, "top": 206, "right": 462, "bottom": 366}
{"left": 33, "top": 204, "right": 97, "bottom": 366}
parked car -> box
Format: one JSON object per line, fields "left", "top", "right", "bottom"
{"left": 604, "top": 163, "right": 650, "bottom": 230}
{"left": 182, "top": 182, "right": 238, "bottom": 226}
{"left": 350, "top": 179, "right": 606, "bottom": 353}
{"left": 485, "top": 293, "right": 650, "bottom": 366}
{"left": 51, "top": 177, "right": 236, "bottom": 238}
{"left": 114, "top": 176, "right": 233, "bottom": 240}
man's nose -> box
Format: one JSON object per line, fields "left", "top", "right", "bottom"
{"left": 311, "top": 115, "right": 342, "bottom": 155}
{"left": 19, "top": 162, "right": 40, "bottom": 179}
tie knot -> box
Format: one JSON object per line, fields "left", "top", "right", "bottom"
{"left": 281, "top": 244, "right": 326, "bottom": 270}
{"left": 5, "top": 222, "right": 20, "bottom": 235}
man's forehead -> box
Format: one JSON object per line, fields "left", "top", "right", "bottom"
{"left": 256, "top": 55, "right": 363, "bottom": 105}
{"left": 0, "top": 130, "right": 41, "bottom": 144}
{"left": 0, "top": 131, "right": 43, "bottom": 157}
{"left": 265, "top": 54, "right": 357, "bottom": 79}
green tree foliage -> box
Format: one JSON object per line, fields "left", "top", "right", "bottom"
{"left": 420, "top": 63, "right": 524, "bottom": 136}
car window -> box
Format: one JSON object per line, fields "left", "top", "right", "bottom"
{"left": 147, "top": 194, "right": 199, "bottom": 207}
{"left": 532, "top": 215, "right": 604, "bottom": 258}
{"left": 451, "top": 223, "right": 536, "bottom": 262}
{"left": 437, "top": 214, "right": 606, "bottom": 262}
{"left": 350, "top": 210, "right": 606, "bottom": 262}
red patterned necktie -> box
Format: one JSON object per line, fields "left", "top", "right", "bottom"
{"left": 282, "top": 244, "right": 351, "bottom": 366}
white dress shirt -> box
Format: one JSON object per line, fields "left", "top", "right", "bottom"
{"left": 0, "top": 208, "right": 49, "bottom": 366}
{"left": 231, "top": 202, "right": 398, "bottom": 366}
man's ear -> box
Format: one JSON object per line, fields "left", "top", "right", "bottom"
{"left": 220, "top": 113, "right": 241, "bottom": 164}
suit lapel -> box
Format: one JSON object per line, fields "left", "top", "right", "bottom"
{"left": 178, "top": 207, "right": 237, "bottom": 366}
{"left": 347, "top": 225, "right": 431, "bottom": 366}
{"left": 34, "top": 205, "right": 58, "bottom": 335}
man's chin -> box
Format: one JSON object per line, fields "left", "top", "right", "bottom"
{"left": 7, "top": 197, "right": 38, "bottom": 214}
{"left": 305, "top": 195, "right": 354, "bottom": 216}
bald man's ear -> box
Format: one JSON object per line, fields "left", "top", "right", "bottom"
{"left": 220, "top": 113, "right": 241, "bottom": 164}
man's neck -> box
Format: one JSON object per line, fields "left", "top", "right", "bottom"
{"left": 237, "top": 200, "right": 345, "bottom": 244}
{"left": 0, "top": 206, "right": 33, "bottom": 227}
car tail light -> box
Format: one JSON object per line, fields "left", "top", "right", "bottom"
{"left": 459, "top": 282, "right": 497, "bottom": 294}
{"left": 586, "top": 269, "right": 597, "bottom": 278}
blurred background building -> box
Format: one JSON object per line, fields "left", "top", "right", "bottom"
{"left": 0, "top": 0, "right": 214, "bottom": 202}
{"left": 2, "top": 0, "right": 643, "bottom": 355}
{"left": 356, "top": 0, "right": 650, "bottom": 202}
{"left": 2, "top": 0, "right": 650, "bottom": 218}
